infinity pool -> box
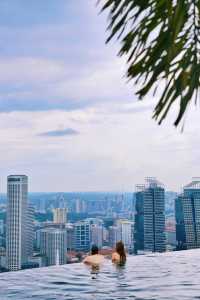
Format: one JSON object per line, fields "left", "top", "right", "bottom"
{"left": 1, "top": 249, "right": 200, "bottom": 300}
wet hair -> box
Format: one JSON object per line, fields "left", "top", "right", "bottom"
{"left": 91, "top": 245, "right": 99, "bottom": 255}
{"left": 116, "top": 241, "right": 126, "bottom": 264}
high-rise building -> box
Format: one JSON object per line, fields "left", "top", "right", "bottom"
{"left": 75, "top": 221, "right": 90, "bottom": 251}
{"left": 75, "top": 199, "right": 86, "bottom": 213}
{"left": 6, "top": 175, "right": 29, "bottom": 271}
{"left": 53, "top": 208, "right": 67, "bottom": 224}
{"left": 176, "top": 179, "right": 200, "bottom": 250}
{"left": 26, "top": 205, "right": 34, "bottom": 258}
{"left": 108, "top": 225, "right": 121, "bottom": 248}
{"left": 0, "top": 220, "right": 4, "bottom": 235}
{"left": 91, "top": 224, "right": 103, "bottom": 248}
{"left": 117, "top": 220, "right": 134, "bottom": 251}
{"left": 40, "top": 227, "right": 67, "bottom": 266}
{"left": 66, "top": 224, "right": 75, "bottom": 251}
{"left": 134, "top": 177, "right": 166, "bottom": 253}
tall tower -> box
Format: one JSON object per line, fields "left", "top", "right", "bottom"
{"left": 6, "top": 175, "right": 28, "bottom": 271}
{"left": 134, "top": 177, "right": 166, "bottom": 253}
{"left": 176, "top": 178, "right": 200, "bottom": 250}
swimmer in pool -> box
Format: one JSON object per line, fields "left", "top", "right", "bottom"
{"left": 83, "top": 245, "right": 104, "bottom": 278}
{"left": 112, "top": 241, "right": 126, "bottom": 265}
{"left": 83, "top": 245, "right": 104, "bottom": 266}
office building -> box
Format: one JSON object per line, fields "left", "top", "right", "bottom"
{"left": 6, "top": 175, "right": 30, "bottom": 271}
{"left": 176, "top": 179, "right": 200, "bottom": 250}
{"left": 66, "top": 223, "right": 75, "bottom": 251}
{"left": 117, "top": 220, "right": 133, "bottom": 251}
{"left": 108, "top": 226, "right": 121, "bottom": 248}
{"left": 134, "top": 177, "right": 166, "bottom": 253}
{"left": 53, "top": 208, "right": 67, "bottom": 224}
{"left": 75, "top": 221, "right": 90, "bottom": 251}
{"left": 91, "top": 224, "right": 103, "bottom": 248}
{"left": 40, "top": 227, "right": 67, "bottom": 266}
{"left": 26, "top": 205, "right": 34, "bottom": 258}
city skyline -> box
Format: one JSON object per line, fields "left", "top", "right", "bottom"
{"left": 0, "top": 174, "right": 199, "bottom": 193}
{"left": 0, "top": 1, "right": 199, "bottom": 192}
{"left": 1, "top": 174, "right": 199, "bottom": 273}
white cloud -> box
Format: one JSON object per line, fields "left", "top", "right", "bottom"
{"left": 0, "top": 106, "right": 199, "bottom": 192}
{"left": 0, "top": 57, "right": 67, "bottom": 84}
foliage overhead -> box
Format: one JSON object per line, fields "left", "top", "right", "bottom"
{"left": 101, "top": 0, "right": 200, "bottom": 126}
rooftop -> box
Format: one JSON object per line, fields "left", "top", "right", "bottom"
{"left": 1, "top": 249, "right": 200, "bottom": 299}
{"left": 184, "top": 178, "right": 200, "bottom": 190}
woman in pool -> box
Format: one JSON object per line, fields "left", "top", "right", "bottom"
{"left": 112, "top": 241, "right": 126, "bottom": 265}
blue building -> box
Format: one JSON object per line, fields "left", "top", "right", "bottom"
{"left": 74, "top": 221, "right": 90, "bottom": 252}
{"left": 176, "top": 179, "right": 200, "bottom": 250}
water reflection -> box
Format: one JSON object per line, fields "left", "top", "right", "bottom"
{"left": 90, "top": 264, "right": 100, "bottom": 279}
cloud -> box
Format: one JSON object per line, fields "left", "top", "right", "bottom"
{"left": 38, "top": 128, "right": 79, "bottom": 137}
{"left": 0, "top": 56, "right": 134, "bottom": 112}
{"left": 0, "top": 0, "right": 134, "bottom": 113}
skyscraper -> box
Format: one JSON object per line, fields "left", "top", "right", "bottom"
{"left": 108, "top": 226, "right": 121, "bottom": 248}
{"left": 116, "top": 220, "right": 133, "bottom": 251}
{"left": 176, "top": 179, "right": 200, "bottom": 250}
{"left": 6, "top": 175, "right": 29, "bottom": 271}
{"left": 53, "top": 208, "right": 67, "bottom": 224}
{"left": 40, "top": 227, "right": 67, "bottom": 266}
{"left": 91, "top": 224, "right": 103, "bottom": 249}
{"left": 26, "top": 205, "right": 34, "bottom": 258}
{"left": 134, "top": 177, "right": 166, "bottom": 253}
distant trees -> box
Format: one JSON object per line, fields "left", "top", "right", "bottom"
{"left": 101, "top": 1, "right": 200, "bottom": 126}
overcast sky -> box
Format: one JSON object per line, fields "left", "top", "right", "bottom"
{"left": 0, "top": 0, "right": 199, "bottom": 193}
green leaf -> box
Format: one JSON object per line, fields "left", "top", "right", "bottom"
{"left": 101, "top": 0, "right": 200, "bottom": 126}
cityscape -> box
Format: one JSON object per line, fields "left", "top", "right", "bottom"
{"left": 0, "top": 175, "right": 199, "bottom": 272}
{"left": 1, "top": 0, "right": 200, "bottom": 299}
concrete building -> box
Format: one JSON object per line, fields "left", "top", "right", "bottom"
{"left": 40, "top": 227, "right": 67, "bottom": 266}
{"left": 117, "top": 220, "right": 133, "bottom": 251}
{"left": 91, "top": 224, "right": 103, "bottom": 248}
{"left": 176, "top": 179, "right": 200, "bottom": 250}
{"left": 6, "top": 175, "right": 30, "bottom": 271}
{"left": 27, "top": 205, "right": 34, "bottom": 258}
{"left": 134, "top": 177, "right": 166, "bottom": 253}
{"left": 108, "top": 226, "right": 121, "bottom": 248}
{"left": 53, "top": 208, "right": 67, "bottom": 224}
{"left": 66, "top": 223, "right": 75, "bottom": 251}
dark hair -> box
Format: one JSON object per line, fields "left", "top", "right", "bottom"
{"left": 116, "top": 241, "right": 126, "bottom": 264}
{"left": 91, "top": 245, "right": 99, "bottom": 255}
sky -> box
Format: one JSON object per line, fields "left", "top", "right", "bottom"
{"left": 0, "top": 0, "right": 199, "bottom": 192}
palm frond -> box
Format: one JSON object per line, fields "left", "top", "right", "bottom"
{"left": 101, "top": 0, "right": 200, "bottom": 126}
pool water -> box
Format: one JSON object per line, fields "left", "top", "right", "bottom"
{"left": 1, "top": 249, "right": 200, "bottom": 300}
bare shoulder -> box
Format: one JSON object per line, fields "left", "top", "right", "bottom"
{"left": 83, "top": 255, "right": 92, "bottom": 264}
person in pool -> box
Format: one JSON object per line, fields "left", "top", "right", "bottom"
{"left": 83, "top": 245, "right": 104, "bottom": 278}
{"left": 112, "top": 241, "right": 126, "bottom": 265}
{"left": 83, "top": 245, "right": 104, "bottom": 267}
